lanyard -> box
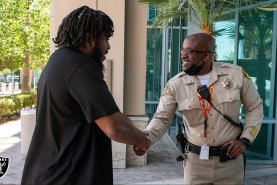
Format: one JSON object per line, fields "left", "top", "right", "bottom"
{"left": 197, "top": 84, "right": 214, "bottom": 140}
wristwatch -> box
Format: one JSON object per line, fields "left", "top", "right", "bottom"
{"left": 240, "top": 138, "right": 250, "bottom": 147}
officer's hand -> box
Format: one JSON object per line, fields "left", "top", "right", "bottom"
{"left": 133, "top": 132, "right": 150, "bottom": 156}
{"left": 224, "top": 139, "right": 246, "bottom": 158}
{"left": 133, "top": 145, "right": 147, "bottom": 156}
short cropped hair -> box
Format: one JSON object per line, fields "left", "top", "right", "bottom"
{"left": 187, "top": 33, "right": 216, "bottom": 52}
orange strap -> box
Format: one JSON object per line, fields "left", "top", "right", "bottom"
{"left": 197, "top": 84, "right": 214, "bottom": 139}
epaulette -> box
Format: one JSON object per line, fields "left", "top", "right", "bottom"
{"left": 217, "top": 62, "right": 241, "bottom": 70}
{"left": 175, "top": 71, "right": 186, "bottom": 78}
{"left": 169, "top": 71, "right": 186, "bottom": 81}
{"left": 217, "top": 62, "right": 251, "bottom": 80}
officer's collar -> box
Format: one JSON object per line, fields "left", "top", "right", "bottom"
{"left": 183, "top": 75, "right": 198, "bottom": 85}
{"left": 181, "top": 62, "right": 229, "bottom": 85}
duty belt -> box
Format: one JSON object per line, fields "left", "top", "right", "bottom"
{"left": 188, "top": 142, "right": 221, "bottom": 156}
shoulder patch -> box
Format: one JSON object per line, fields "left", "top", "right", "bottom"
{"left": 250, "top": 127, "right": 258, "bottom": 137}
{"left": 242, "top": 69, "right": 251, "bottom": 80}
{"left": 161, "top": 83, "right": 171, "bottom": 96}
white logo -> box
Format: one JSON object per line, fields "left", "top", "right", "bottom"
{"left": 0, "top": 157, "right": 9, "bottom": 177}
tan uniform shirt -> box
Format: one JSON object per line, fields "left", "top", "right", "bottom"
{"left": 145, "top": 62, "right": 263, "bottom": 147}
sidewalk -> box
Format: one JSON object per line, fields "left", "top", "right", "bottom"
{"left": 1, "top": 119, "right": 277, "bottom": 185}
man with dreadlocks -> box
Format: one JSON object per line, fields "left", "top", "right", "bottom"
{"left": 21, "top": 6, "right": 149, "bottom": 185}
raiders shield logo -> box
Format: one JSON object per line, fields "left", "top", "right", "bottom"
{"left": 0, "top": 157, "right": 9, "bottom": 177}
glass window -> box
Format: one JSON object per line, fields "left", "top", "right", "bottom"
{"left": 237, "top": 9, "right": 275, "bottom": 160}
{"left": 246, "top": 124, "right": 275, "bottom": 160}
{"left": 146, "top": 4, "right": 188, "bottom": 120}
{"left": 146, "top": 1, "right": 277, "bottom": 162}
{"left": 167, "top": 28, "right": 187, "bottom": 80}
{"left": 146, "top": 28, "right": 163, "bottom": 103}
{"left": 214, "top": 13, "right": 236, "bottom": 63}
{"left": 237, "top": 9, "right": 274, "bottom": 118}
{"left": 145, "top": 26, "right": 187, "bottom": 120}
{"left": 147, "top": 4, "right": 157, "bottom": 25}
{"left": 215, "top": 6, "right": 276, "bottom": 160}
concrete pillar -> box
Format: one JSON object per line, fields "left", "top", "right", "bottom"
{"left": 20, "top": 108, "right": 36, "bottom": 155}
{"left": 8, "top": 83, "right": 12, "bottom": 92}
{"left": 15, "top": 82, "right": 19, "bottom": 92}
{"left": 126, "top": 116, "right": 149, "bottom": 166}
{"left": 124, "top": 0, "right": 147, "bottom": 116}
{"left": 1, "top": 83, "right": 6, "bottom": 93}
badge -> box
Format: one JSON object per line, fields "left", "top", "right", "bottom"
{"left": 199, "top": 144, "right": 209, "bottom": 160}
{"left": 221, "top": 78, "right": 232, "bottom": 89}
{"left": 0, "top": 157, "right": 9, "bottom": 177}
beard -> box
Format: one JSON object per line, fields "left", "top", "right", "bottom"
{"left": 93, "top": 45, "right": 105, "bottom": 71}
{"left": 183, "top": 61, "right": 203, "bottom": 76}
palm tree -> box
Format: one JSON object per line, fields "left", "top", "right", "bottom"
{"left": 138, "top": 0, "right": 258, "bottom": 36}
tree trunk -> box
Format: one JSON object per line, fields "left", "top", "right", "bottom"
{"left": 21, "top": 53, "right": 31, "bottom": 93}
{"left": 201, "top": 24, "right": 214, "bottom": 36}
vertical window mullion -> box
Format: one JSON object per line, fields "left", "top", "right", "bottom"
{"left": 234, "top": 6, "right": 239, "bottom": 65}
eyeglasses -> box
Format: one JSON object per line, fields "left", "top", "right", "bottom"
{"left": 180, "top": 48, "right": 211, "bottom": 56}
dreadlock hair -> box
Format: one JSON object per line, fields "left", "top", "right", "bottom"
{"left": 53, "top": 6, "right": 114, "bottom": 48}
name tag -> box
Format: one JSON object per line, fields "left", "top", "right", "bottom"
{"left": 199, "top": 144, "right": 209, "bottom": 160}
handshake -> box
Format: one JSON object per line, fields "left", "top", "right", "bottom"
{"left": 133, "top": 131, "right": 150, "bottom": 156}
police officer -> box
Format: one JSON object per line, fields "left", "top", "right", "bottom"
{"left": 134, "top": 33, "right": 263, "bottom": 184}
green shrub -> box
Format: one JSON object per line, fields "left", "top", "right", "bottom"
{"left": 0, "top": 98, "right": 15, "bottom": 115}
{"left": 0, "top": 92, "right": 37, "bottom": 116}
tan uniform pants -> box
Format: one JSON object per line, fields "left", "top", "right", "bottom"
{"left": 183, "top": 152, "right": 244, "bottom": 185}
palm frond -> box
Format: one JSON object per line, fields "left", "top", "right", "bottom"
{"left": 145, "top": 0, "right": 185, "bottom": 28}
{"left": 137, "top": 0, "right": 169, "bottom": 5}
{"left": 138, "top": 0, "right": 259, "bottom": 35}
{"left": 257, "top": 1, "right": 277, "bottom": 11}
{"left": 213, "top": 28, "right": 227, "bottom": 37}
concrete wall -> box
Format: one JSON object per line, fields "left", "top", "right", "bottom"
{"left": 97, "top": 0, "right": 126, "bottom": 111}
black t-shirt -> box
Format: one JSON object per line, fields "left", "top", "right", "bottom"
{"left": 21, "top": 47, "right": 119, "bottom": 185}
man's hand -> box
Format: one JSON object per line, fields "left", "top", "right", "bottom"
{"left": 133, "top": 132, "right": 150, "bottom": 156}
{"left": 223, "top": 139, "right": 247, "bottom": 158}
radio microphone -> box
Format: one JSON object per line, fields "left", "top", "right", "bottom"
{"left": 197, "top": 85, "right": 243, "bottom": 128}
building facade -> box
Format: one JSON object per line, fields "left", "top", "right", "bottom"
{"left": 145, "top": 1, "right": 277, "bottom": 164}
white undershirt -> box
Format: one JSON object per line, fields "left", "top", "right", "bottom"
{"left": 197, "top": 72, "right": 211, "bottom": 86}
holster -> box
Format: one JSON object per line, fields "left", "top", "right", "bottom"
{"left": 219, "top": 144, "right": 236, "bottom": 162}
